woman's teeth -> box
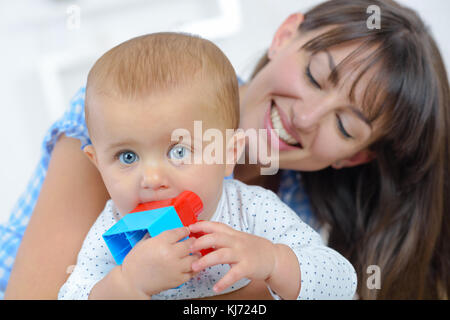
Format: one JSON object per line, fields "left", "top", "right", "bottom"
{"left": 270, "top": 106, "right": 299, "bottom": 145}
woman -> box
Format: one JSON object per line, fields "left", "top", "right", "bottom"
{"left": 3, "top": 0, "right": 449, "bottom": 299}
{"left": 236, "top": 0, "right": 450, "bottom": 299}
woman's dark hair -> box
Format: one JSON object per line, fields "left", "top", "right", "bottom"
{"left": 251, "top": 0, "right": 449, "bottom": 299}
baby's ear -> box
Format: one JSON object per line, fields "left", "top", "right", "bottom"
{"left": 83, "top": 144, "right": 98, "bottom": 167}
{"left": 224, "top": 130, "right": 246, "bottom": 177}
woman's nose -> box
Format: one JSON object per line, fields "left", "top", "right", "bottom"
{"left": 291, "top": 99, "right": 328, "bottom": 132}
{"left": 140, "top": 165, "right": 168, "bottom": 190}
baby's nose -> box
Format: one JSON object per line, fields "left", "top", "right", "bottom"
{"left": 140, "top": 166, "right": 169, "bottom": 190}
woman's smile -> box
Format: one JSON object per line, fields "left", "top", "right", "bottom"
{"left": 264, "top": 99, "right": 303, "bottom": 151}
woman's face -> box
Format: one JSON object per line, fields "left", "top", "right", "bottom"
{"left": 240, "top": 15, "right": 378, "bottom": 171}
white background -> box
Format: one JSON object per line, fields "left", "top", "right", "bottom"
{"left": 1, "top": 0, "right": 449, "bottom": 223}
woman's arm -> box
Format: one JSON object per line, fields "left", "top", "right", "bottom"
{"left": 4, "top": 134, "right": 110, "bottom": 299}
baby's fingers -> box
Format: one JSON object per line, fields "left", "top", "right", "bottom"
{"left": 189, "top": 221, "right": 232, "bottom": 235}
{"left": 191, "top": 248, "right": 235, "bottom": 272}
{"left": 213, "top": 265, "right": 246, "bottom": 293}
{"left": 174, "top": 237, "right": 197, "bottom": 257}
{"left": 190, "top": 232, "right": 232, "bottom": 253}
{"left": 159, "top": 226, "right": 190, "bottom": 244}
{"left": 180, "top": 253, "right": 201, "bottom": 273}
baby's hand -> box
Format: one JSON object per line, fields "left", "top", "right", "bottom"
{"left": 120, "top": 227, "right": 199, "bottom": 297}
{"left": 189, "top": 221, "right": 277, "bottom": 293}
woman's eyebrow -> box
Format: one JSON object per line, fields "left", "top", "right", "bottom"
{"left": 323, "top": 50, "right": 372, "bottom": 127}
{"left": 348, "top": 106, "right": 372, "bottom": 128}
{"left": 324, "top": 49, "right": 336, "bottom": 71}
{"left": 323, "top": 49, "right": 340, "bottom": 86}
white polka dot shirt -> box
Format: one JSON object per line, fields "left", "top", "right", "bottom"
{"left": 58, "top": 179, "right": 357, "bottom": 300}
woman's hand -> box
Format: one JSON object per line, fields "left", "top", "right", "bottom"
{"left": 188, "top": 221, "right": 277, "bottom": 294}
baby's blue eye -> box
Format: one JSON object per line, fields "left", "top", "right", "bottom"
{"left": 118, "top": 151, "right": 138, "bottom": 164}
{"left": 168, "top": 145, "right": 190, "bottom": 160}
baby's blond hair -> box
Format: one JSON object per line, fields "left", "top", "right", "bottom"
{"left": 85, "top": 32, "right": 239, "bottom": 130}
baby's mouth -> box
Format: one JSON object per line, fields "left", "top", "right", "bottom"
{"left": 270, "top": 100, "right": 303, "bottom": 148}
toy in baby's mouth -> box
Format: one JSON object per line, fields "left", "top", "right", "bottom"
{"left": 103, "top": 191, "right": 213, "bottom": 265}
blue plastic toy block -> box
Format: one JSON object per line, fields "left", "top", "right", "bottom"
{"left": 103, "top": 206, "right": 184, "bottom": 265}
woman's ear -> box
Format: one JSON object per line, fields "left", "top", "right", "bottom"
{"left": 224, "top": 130, "right": 246, "bottom": 177}
{"left": 332, "top": 150, "right": 376, "bottom": 169}
{"left": 268, "top": 13, "right": 305, "bottom": 59}
{"left": 83, "top": 145, "right": 99, "bottom": 168}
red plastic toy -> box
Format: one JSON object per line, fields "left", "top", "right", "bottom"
{"left": 130, "top": 191, "right": 214, "bottom": 256}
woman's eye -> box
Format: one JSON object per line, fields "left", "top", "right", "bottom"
{"left": 306, "top": 63, "right": 322, "bottom": 89}
{"left": 168, "top": 145, "right": 191, "bottom": 160}
{"left": 336, "top": 115, "right": 353, "bottom": 139}
{"left": 118, "top": 151, "right": 138, "bottom": 164}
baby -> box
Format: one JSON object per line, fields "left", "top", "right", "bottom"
{"left": 58, "top": 32, "right": 357, "bottom": 300}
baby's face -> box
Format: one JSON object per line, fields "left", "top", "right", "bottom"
{"left": 85, "top": 87, "right": 234, "bottom": 220}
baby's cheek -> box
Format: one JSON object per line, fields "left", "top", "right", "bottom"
{"left": 103, "top": 174, "right": 138, "bottom": 214}
{"left": 187, "top": 167, "right": 224, "bottom": 216}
